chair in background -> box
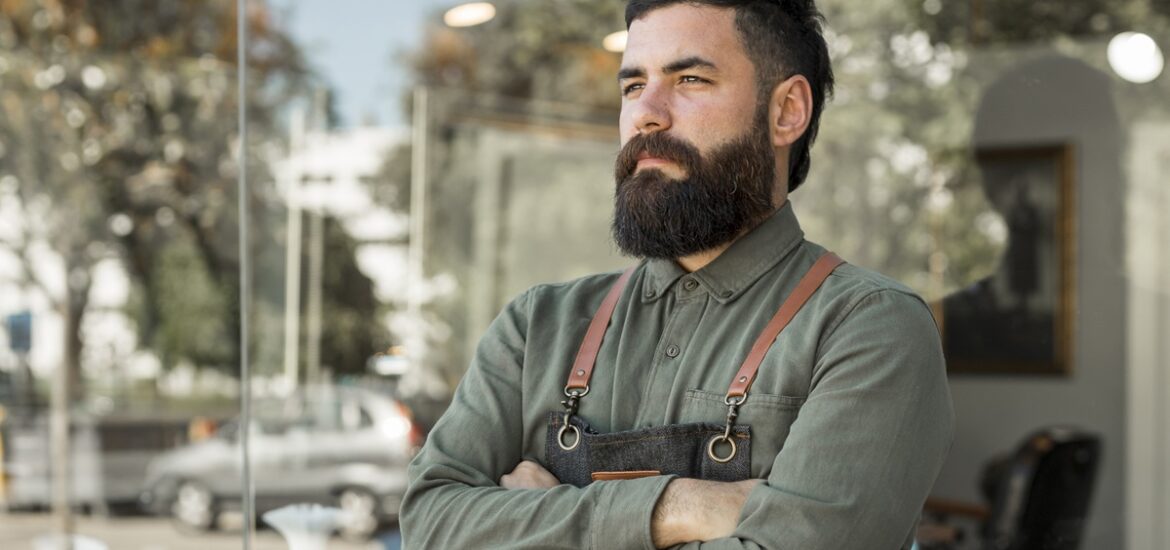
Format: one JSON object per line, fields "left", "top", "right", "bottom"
{"left": 917, "top": 427, "right": 1101, "bottom": 550}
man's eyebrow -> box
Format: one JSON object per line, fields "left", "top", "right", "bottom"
{"left": 617, "top": 56, "right": 719, "bottom": 81}
{"left": 662, "top": 56, "right": 718, "bottom": 75}
{"left": 617, "top": 66, "right": 645, "bottom": 81}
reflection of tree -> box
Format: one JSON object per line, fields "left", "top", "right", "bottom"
{"left": 809, "top": 0, "right": 1169, "bottom": 295}
{"left": 398, "top": 0, "right": 980, "bottom": 303}
{"left": 387, "top": 0, "right": 1165, "bottom": 381}
{"left": 912, "top": 0, "right": 1170, "bottom": 45}
{"left": 375, "top": 1, "right": 630, "bottom": 386}
{"left": 408, "top": 0, "right": 625, "bottom": 111}
{"left": 0, "top": 1, "right": 385, "bottom": 399}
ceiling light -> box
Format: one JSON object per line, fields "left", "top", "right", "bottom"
{"left": 444, "top": 2, "right": 496, "bottom": 28}
{"left": 603, "top": 30, "right": 628, "bottom": 53}
{"left": 1107, "top": 32, "right": 1164, "bottom": 83}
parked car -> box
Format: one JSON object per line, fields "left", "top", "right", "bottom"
{"left": 139, "top": 385, "right": 423, "bottom": 540}
{"left": 1, "top": 409, "right": 194, "bottom": 513}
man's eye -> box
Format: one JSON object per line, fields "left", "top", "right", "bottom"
{"left": 680, "top": 75, "right": 709, "bottom": 85}
{"left": 622, "top": 83, "right": 644, "bottom": 95}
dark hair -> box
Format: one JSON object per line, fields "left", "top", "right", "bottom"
{"left": 625, "top": 0, "right": 834, "bottom": 192}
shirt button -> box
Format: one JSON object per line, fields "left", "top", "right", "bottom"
{"left": 665, "top": 344, "right": 681, "bottom": 358}
{"left": 721, "top": 290, "right": 733, "bottom": 298}
{"left": 683, "top": 279, "right": 699, "bottom": 291}
{"left": 644, "top": 288, "right": 656, "bottom": 298}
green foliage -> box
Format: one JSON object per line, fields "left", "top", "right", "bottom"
{"left": 314, "top": 216, "right": 389, "bottom": 375}
{"left": 153, "top": 228, "right": 233, "bottom": 368}
{"left": 0, "top": 0, "right": 387, "bottom": 384}
{"left": 909, "top": 0, "right": 1169, "bottom": 46}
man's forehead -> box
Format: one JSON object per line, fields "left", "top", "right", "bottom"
{"left": 622, "top": 4, "right": 743, "bottom": 69}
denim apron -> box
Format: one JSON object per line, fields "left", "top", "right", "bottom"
{"left": 546, "top": 252, "right": 845, "bottom": 487}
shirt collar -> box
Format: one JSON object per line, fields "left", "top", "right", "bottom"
{"left": 642, "top": 202, "right": 805, "bottom": 304}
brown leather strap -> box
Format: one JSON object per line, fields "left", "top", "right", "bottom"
{"left": 591, "top": 470, "right": 661, "bottom": 481}
{"left": 725, "top": 252, "right": 845, "bottom": 400}
{"left": 564, "top": 267, "right": 637, "bottom": 394}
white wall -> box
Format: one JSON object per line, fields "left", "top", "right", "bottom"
{"left": 1124, "top": 122, "right": 1170, "bottom": 550}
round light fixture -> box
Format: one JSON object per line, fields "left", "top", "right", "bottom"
{"left": 1107, "top": 32, "right": 1164, "bottom": 83}
{"left": 603, "top": 30, "right": 628, "bottom": 53}
{"left": 444, "top": 2, "right": 496, "bottom": 28}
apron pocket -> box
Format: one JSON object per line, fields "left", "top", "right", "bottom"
{"left": 679, "top": 388, "right": 805, "bottom": 477}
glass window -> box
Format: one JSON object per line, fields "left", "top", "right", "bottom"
{"left": 2, "top": 1, "right": 1167, "bottom": 548}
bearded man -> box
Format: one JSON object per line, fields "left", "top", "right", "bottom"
{"left": 400, "top": 1, "right": 953, "bottom": 548}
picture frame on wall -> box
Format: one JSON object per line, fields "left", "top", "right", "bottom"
{"left": 939, "top": 143, "right": 1076, "bottom": 375}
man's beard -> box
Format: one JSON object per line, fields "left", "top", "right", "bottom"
{"left": 611, "top": 114, "right": 777, "bottom": 260}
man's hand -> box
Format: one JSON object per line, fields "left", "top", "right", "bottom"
{"left": 652, "top": 477, "right": 763, "bottom": 548}
{"left": 500, "top": 460, "right": 560, "bottom": 489}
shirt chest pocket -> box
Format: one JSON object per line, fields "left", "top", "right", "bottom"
{"left": 678, "top": 388, "right": 805, "bottom": 478}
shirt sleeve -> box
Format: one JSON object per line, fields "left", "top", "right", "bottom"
{"left": 400, "top": 289, "right": 675, "bottom": 550}
{"left": 676, "top": 288, "right": 954, "bottom": 550}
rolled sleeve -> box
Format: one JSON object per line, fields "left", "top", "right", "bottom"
{"left": 594, "top": 474, "right": 677, "bottom": 550}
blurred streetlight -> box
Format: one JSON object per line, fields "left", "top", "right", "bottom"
{"left": 603, "top": 30, "right": 628, "bottom": 53}
{"left": 444, "top": 2, "right": 496, "bottom": 28}
{"left": 1107, "top": 32, "right": 1164, "bottom": 83}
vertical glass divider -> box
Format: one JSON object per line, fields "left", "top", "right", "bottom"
{"left": 237, "top": 0, "right": 254, "bottom": 547}
{"left": 407, "top": 87, "right": 429, "bottom": 354}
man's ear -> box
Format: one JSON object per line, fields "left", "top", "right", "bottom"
{"left": 768, "top": 75, "right": 813, "bottom": 149}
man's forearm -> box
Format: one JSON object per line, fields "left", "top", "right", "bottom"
{"left": 492, "top": 460, "right": 760, "bottom": 549}
{"left": 651, "top": 477, "right": 763, "bottom": 548}
{"left": 404, "top": 465, "right": 675, "bottom": 549}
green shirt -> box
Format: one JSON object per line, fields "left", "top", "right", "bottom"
{"left": 402, "top": 203, "right": 954, "bottom": 549}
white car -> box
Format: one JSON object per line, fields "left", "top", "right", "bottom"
{"left": 139, "top": 385, "right": 422, "bottom": 540}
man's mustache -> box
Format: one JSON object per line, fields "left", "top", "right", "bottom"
{"left": 614, "top": 132, "right": 702, "bottom": 182}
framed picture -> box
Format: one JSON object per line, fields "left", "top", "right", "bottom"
{"left": 939, "top": 143, "right": 1076, "bottom": 375}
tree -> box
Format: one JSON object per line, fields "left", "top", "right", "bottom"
{"left": 0, "top": 0, "right": 387, "bottom": 399}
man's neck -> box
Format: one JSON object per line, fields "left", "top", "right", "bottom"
{"left": 676, "top": 242, "right": 735, "bottom": 273}
{"left": 674, "top": 200, "right": 787, "bottom": 273}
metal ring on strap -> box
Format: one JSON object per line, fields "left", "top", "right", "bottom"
{"left": 707, "top": 434, "right": 737, "bottom": 463}
{"left": 557, "top": 423, "right": 582, "bottom": 451}
{"left": 564, "top": 386, "right": 590, "bottom": 398}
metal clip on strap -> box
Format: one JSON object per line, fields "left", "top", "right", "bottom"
{"left": 557, "top": 267, "right": 637, "bottom": 452}
{"left": 707, "top": 396, "right": 743, "bottom": 463}
{"left": 558, "top": 392, "right": 582, "bottom": 451}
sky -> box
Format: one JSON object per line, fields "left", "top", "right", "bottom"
{"left": 268, "top": 0, "right": 459, "bottom": 129}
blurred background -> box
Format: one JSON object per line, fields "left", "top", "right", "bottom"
{"left": 0, "top": 0, "right": 1167, "bottom": 548}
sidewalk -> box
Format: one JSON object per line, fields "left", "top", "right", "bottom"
{"left": 0, "top": 512, "right": 395, "bottom": 550}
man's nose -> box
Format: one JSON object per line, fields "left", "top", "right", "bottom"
{"left": 631, "top": 85, "right": 672, "bottom": 135}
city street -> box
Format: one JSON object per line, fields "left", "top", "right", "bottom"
{"left": 0, "top": 512, "right": 400, "bottom": 550}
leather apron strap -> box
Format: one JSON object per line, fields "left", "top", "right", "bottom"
{"left": 564, "top": 266, "right": 637, "bottom": 395}
{"left": 725, "top": 252, "right": 845, "bottom": 400}
{"left": 563, "top": 252, "right": 845, "bottom": 400}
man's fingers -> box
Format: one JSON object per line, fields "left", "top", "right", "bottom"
{"left": 500, "top": 461, "right": 560, "bottom": 489}
{"left": 516, "top": 460, "right": 548, "bottom": 474}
